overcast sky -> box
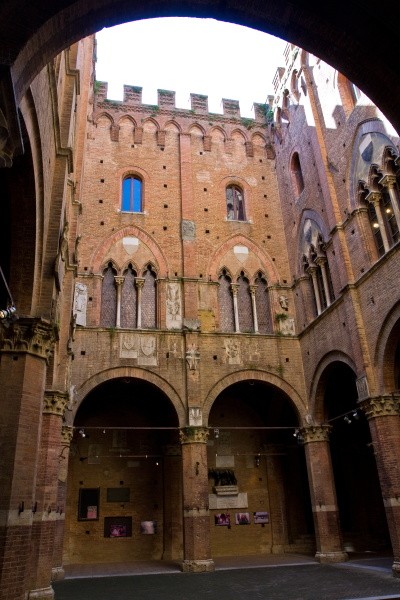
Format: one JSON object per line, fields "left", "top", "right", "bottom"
{"left": 95, "top": 18, "right": 288, "bottom": 118}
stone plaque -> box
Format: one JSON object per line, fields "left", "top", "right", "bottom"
{"left": 209, "top": 492, "right": 248, "bottom": 510}
{"left": 356, "top": 375, "right": 369, "bottom": 400}
{"left": 138, "top": 335, "right": 157, "bottom": 366}
{"left": 216, "top": 455, "right": 235, "bottom": 468}
{"left": 73, "top": 282, "right": 88, "bottom": 326}
{"left": 224, "top": 338, "right": 241, "bottom": 365}
{"left": 181, "top": 219, "right": 196, "bottom": 241}
{"left": 120, "top": 333, "right": 139, "bottom": 358}
{"left": 166, "top": 282, "right": 182, "bottom": 330}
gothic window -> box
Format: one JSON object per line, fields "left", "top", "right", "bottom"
{"left": 237, "top": 273, "right": 253, "bottom": 332}
{"left": 290, "top": 152, "right": 304, "bottom": 197}
{"left": 255, "top": 274, "right": 272, "bottom": 334}
{"left": 121, "top": 175, "right": 142, "bottom": 212}
{"left": 100, "top": 262, "right": 117, "bottom": 327}
{"left": 382, "top": 188, "right": 400, "bottom": 245}
{"left": 226, "top": 185, "right": 245, "bottom": 221}
{"left": 218, "top": 270, "right": 235, "bottom": 332}
{"left": 120, "top": 264, "right": 137, "bottom": 329}
{"left": 141, "top": 265, "right": 157, "bottom": 329}
{"left": 302, "top": 220, "right": 335, "bottom": 317}
{"left": 367, "top": 201, "right": 385, "bottom": 257}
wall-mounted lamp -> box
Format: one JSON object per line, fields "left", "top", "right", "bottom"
{"left": 352, "top": 410, "right": 359, "bottom": 420}
{"left": 344, "top": 415, "right": 351, "bottom": 425}
{"left": 79, "top": 428, "right": 86, "bottom": 438}
{"left": 255, "top": 453, "right": 261, "bottom": 468}
{"left": 214, "top": 428, "right": 219, "bottom": 439}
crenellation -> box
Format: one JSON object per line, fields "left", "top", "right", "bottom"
{"left": 222, "top": 98, "right": 240, "bottom": 117}
{"left": 190, "top": 93, "right": 208, "bottom": 113}
{"left": 158, "top": 88, "right": 175, "bottom": 107}
{"left": 123, "top": 84, "right": 142, "bottom": 104}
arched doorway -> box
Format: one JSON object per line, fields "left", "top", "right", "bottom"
{"left": 64, "top": 376, "right": 182, "bottom": 566}
{"left": 208, "top": 379, "right": 313, "bottom": 557}
{"left": 319, "top": 362, "right": 390, "bottom": 552}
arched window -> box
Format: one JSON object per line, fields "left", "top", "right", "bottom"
{"left": 237, "top": 273, "right": 253, "bottom": 332}
{"left": 120, "top": 264, "right": 137, "bottom": 328}
{"left": 302, "top": 221, "right": 335, "bottom": 317}
{"left": 141, "top": 265, "right": 157, "bottom": 329}
{"left": 226, "top": 185, "right": 245, "bottom": 221}
{"left": 218, "top": 270, "right": 235, "bottom": 332}
{"left": 290, "top": 152, "right": 304, "bottom": 197}
{"left": 121, "top": 175, "right": 142, "bottom": 212}
{"left": 100, "top": 262, "right": 117, "bottom": 327}
{"left": 254, "top": 274, "right": 272, "bottom": 334}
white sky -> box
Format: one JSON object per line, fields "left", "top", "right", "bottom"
{"left": 95, "top": 18, "right": 288, "bottom": 118}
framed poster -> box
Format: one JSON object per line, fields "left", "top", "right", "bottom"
{"left": 104, "top": 516, "right": 132, "bottom": 538}
{"left": 78, "top": 488, "right": 100, "bottom": 521}
{"left": 235, "top": 512, "right": 250, "bottom": 525}
{"left": 214, "top": 513, "right": 231, "bottom": 526}
{"left": 254, "top": 511, "right": 269, "bottom": 524}
{"left": 140, "top": 521, "right": 157, "bottom": 534}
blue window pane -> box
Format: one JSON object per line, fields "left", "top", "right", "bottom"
{"left": 122, "top": 176, "right": 142, "bottom": 212}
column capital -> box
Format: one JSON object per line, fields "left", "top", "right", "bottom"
{"left": 61, "top": 425, "right": 74, "bottom": 446}
{"left": 114, "top": 276, "right": 125, "bottom": 287}
{"left": 43, "top": 390, "right": 69, "bottom": 417}
{"left": 180, "top": 427, "right": 209, "bottom": 444}
{"left": 365, "top": 190, "right": 382, "bottom": 205}
{"left": 230, "top": 283, "right": 239, "bottom": 297}
{"left": 0, "top": 317, "right": 56, "bottom": 363}
{"left": 249, "top": 284, "right": 257, "bottom": 295}
{"left": 135, "top": 277, "right": 145, "bottom": 289}
{"left": 379, "top": 173, "right": 397, "bottom": 188}
{"left": 358, "top": 395, "right": 400, "bottom": 419}
{"left": 301, "top": 425, "right": 331, "bottom": 443}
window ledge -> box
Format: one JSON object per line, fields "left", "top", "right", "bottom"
{"left": 119, "top": 209, "right": 147, "bottom": 215}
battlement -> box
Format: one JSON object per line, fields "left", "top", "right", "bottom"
{"left": 95, "top": 82, "right": 273, "bottom": 123}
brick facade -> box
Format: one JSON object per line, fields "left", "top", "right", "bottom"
{"left": 1, "top": 33, "right": 400, "bottom": 600}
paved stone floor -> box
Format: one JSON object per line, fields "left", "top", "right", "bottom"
{"left": 54, "top": 555, "right": 400, "bottom": 600}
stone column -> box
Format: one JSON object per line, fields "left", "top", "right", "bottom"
{"left": 380, "top": 175, "right": 400, "bottom": 233}
{"left": 230, "top": 284, "right": 240, "bottom": 333}
{"left": 359, "top": 395, "right": 400, "bottom": 576}
{"left": 135, "top": 277, "right": 145, "bottom": 329}
{"left": 307, "top": 266, "right": 322, "bottom": 315}
{"left": 316, "top": 258, "right": 332, "bottom": 307}
{"left": 51, "top": 425, "right": 73, "bottom": 581}
{"left": 301, "top": 425, "right": 347, "bottom": 563}
{"left": 162, "top": 444, "right": 183, "bottom": 561}
{"left": 179, "top": 427, "right": 214, "bottom": 572}
{"left": 0, "top": 318, "right": 55, "bottom": 600}
{"left": 114, "top": 276, "right": 125, "bottom": 328}
{"left": 249, "top": 285, "right": 259, "bottom": 333}
{"left": 367, "top": 192, "right": 390, "bottom": 252}
{"left": 28, "top": 391, "right": 68, "bottom": 599}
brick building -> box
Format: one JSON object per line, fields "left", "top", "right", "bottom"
{"left": 1, "top": 31, "right": 400, "bottom": 600}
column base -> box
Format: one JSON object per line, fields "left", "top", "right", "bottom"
{"left": 181, "top": 559, "right": 215, "bottom": 573}
{"left": 315, "top": 551, "right": 348, "bottom": 563}
{"left": 28, "top": 586, "right": 55, "bottom": 600}
{"left": 392, "top": 561, "right": 400, "bottom": 577}
{"left": 51, "top": 566, "right": 65, "bottom": 581}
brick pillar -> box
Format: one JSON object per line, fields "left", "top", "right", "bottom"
{"left": 0, "top": 318, "right": 55, "bottom": 600}
{"left": 28, "top": 391, "right": 68, "bottom": 599}
{"left": 52, "top": 425, "right": 73, "bottom": 581}
{"left": 359, "top": 395, "right": 400, "bottom": 576}
{"left": 162, "top": 444, "right": 183, "bottom": 561}
{"left": 265, "top": 446, "right": 288, "bottom": 553}
{"left": 301, "top": 425, "right": 347, "bottom": 563}
{"left": 180, "top": 427, "right": 214, "bottom": 572}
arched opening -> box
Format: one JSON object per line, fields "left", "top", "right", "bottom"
{"left": 64, "top": 377, "right": 182, "bottom": 566}
{"left": 319, "top": 362, "right": 390, "bottom": 552}
{"left": 208, "top": 380, "right": 313, "bottom": 557}
{"left": 0, "top": 115, "right": 36, "bottom": 315}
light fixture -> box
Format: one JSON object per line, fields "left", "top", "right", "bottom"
{"left": 344, "top": 416, "right": 351, "bottom": 424}
{"left": 293, "top": 428, "right": 299, "bottom": 437}
{"left": 79, "top": 428, "right": 86, "bottom": 438}
{"left": 373, "top": 222, "right": 380, "bottom": 229}
{"left": 255, "top": 453, "right": 261, "bottom": 468}
{"left": 352, "top": 410, "right": 359, "bottom": 420}
{"left": 214, "top": 428, "right": 219, "bottom": 439}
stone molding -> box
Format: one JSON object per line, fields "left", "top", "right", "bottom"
{"left": 358, "top": 395, "right": 400, "bottom": 419}
{"left": 301, "top": 425, "right": 331, "bottom": 444}
{"left": 180, "top": 427, "right": 209, "bottom": 444}
{"left": 0, "top": 317, "right": 56, "bottom": 363}
{"left": 43, "top": 391, "right": 69, "bottom": 417}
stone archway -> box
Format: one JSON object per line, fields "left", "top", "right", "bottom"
{"left": 64, "top": 375, "right": 183, "bottom": 567}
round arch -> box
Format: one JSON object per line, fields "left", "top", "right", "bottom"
{"left": 309, "top": 350, "right": 358, "bottom": 421}
{"left": 72, "top": 366, "right": 186, "bottom": 425}
{"left": 374, "top": 300, "right": 400, "bottom": 393}
{"left": 202, "top": 369, "right": 306, "bottom": 425}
